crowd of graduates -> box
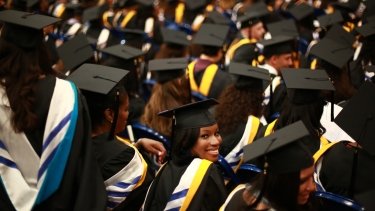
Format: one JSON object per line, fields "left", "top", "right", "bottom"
{"left": 0, "top": 0, "right": 374, "bottom": 210}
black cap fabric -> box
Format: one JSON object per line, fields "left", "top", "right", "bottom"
{"left": 287, "top": 3, "right": 314, "bottom": 21}
{"left": 267, "top": 19, "right": 299, "bottom": 38}
{"left": 229, "top": 62, "right": 271, "bottom": 81}
{"left": 185, "top": 0, "right": 207, "bottom": 10}
{"left": 281, "top": 68, "right": 335, "bottom": 104}
{"left": 356, "top": 22, "right": 375, "bottom": 38}
{"left": 334, "top": 82, "right": 375, "bottom": 156}
{"left": 107, "top": 28, "right": 148, "bottom": 49}
{"left": 325, "top": 24, "right": 355, "bottom": 48}
{"left": 57, "top": 33, "right": 94, "bottom": 71}
{"left": 316, "top": 11, "right": 344, "bottom": 29}
{"left": 309, "top": 38, "right": 354, "bottom": 69}
{"left": 148, "top": 58, "right": 188, "bottom": 83}
{"left": 205, "top": 11, "right": 230, "bottom": 25}
{"left": 237, "top": 2, "right": 269, "bottom": 29}
{"left": 243, "top": 121, "right": 313, "bottom": 174}
{"left": 82, "top": 4, "right": 108, "bottom": 23}
{"left": 100, "top": 44, "right": 144, "bottom": 61}
{"left": 193, "top": 23, "right": 229, "bottom": 47}
{"left": 257, "top": 36, "right": 295, "bottom": 57}
{"left": 158, "top": 98, "right": 218, "bottom": 129}
{"left": 0, "top": 10, "right": 60, "bottom": 48}
{"left": 354, "top": 189, "right": 375, "bottom": 211}
{"left": 161, "top": 27, "right": 190, "bottom": 46}
{"left": 68, "top": 63, "right": 129, "bottom": 96}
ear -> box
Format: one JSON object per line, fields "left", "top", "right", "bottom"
{"left": 104, "top": 108, "right": 114, "bottom": 123}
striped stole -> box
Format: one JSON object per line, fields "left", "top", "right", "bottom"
{"left": 164, "top": 159, "right": 212, "bottom": 211}
{"left": 0, "top": 78, "right": 78, "bottom": 210}
{"left": 225, "top": 116, "right": 261, "bottom": 171}
{"left": 187, "top": 61, "right": 218, "bottom": 96}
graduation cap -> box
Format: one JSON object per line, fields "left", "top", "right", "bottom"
{"left": 0, "top": 10, "right": 60, "bottom": 49}
{"left": 281, "top": 68, "right": 335, "bottom": 105}
{"left": 148, "top": 58, "right": 188, "bottom": 83}
{"left": 316, "top": 11, "right": 344, "bottom": 29}
{"left": 185, "top": 0, "right": 208, "bottom": 10}
{"left": 287, "top": 2, "right": 314, "bottom": 21}
{"left": 243, "top": 121, "right": 314, "bottom": 174}
{"left": 334, "top": 81, "right": 375, "bottom": 156}
{"left": 325, "top": 24, "right": 355, "bottom": 48}
{"left": 332, "top": 0, "right": 362, "bottom": 12}
{"left": 107, "top": 28, "right": 148, "bottom": 49}
{"left": 68, "top": 63, "right": 129, "bottom": 140}
{"left": 256, "top": 36, "right": 295, "bottom": 58}
{"left": 309, "top": 38, "right": 354, "bottom": 69}
{"left": 100, "top": 44, "right": 144, "bottom": 61}
{"left": 160, "top": 27, "right": 190, "bottom": 46}
{"left": 236, "top": 2, "right": 269, "bottom": 29}
{"left": 57, "top": 33, "right": 94, "bottom": 71}
{"left": 266, "top": 19, "right": 299, "bottom": 38}
{"left": 229, "top": 62, "right": 271, "bottom": 89}
{"left": 82, "top": 4, "right": 108, "bottom": 23}
{"left": 192, "top": 23, "right": 229, "bottom": 47}
{"left": 205, "top": 11, "right": 230, "bottom": 25}
{"left": 158, "top": 98, "right": 218, "bottom": 130}
{"left": 356, "top": 22, "right": 375, "bottom": 38}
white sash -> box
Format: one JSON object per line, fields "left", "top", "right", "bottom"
{"left": 105, "top": 144, "right": 146, "bottom": 209}
{"left": 0, "top": 78, "right": 77, "bottom": 210}
{"left": 225, "top": 116, "right": 261, "bottom": 171}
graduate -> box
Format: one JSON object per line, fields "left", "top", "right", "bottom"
{"left": 0, "top": 10, "right": 106, "bottom": 210}
{"left": 142, "top": 99, "right": 227, "bottom": 211}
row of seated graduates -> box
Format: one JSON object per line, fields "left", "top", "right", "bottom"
{"left": 5, "top": 0, "right": 375, "bottom": 210}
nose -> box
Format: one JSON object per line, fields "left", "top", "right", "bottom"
{"left": 210, "top": 136, "right": 221, "bottom": 146}
{"left": 306, "top": 177, "right": 316, "bottom": 192}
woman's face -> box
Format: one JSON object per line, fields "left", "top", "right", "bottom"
{"left": 297, "top": 165, "right": 316, "bottom": 205}
{"left": 115, "top": 95, "right": 130, "bottom": 134}
{"left": 191, "top": 123, "right": 222, "bottom": 162}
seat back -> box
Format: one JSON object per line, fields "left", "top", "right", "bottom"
{"left": 216, "top": 154, "right": 240, "bottom": 185}
{"left": 314, "top": 191, "right": 365, "bottom": 211}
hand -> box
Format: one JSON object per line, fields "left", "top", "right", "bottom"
{"left": 135, "top": 138, "right": 167, "bottom": 164}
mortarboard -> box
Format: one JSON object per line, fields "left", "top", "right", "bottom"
{"left": 334, "top": 81, "right": 375, "bottom": 156}
{"left": 243, "top": 121, "right": 314, "bottom": 174}
{"left": 229, "top": 62, "right": 271, "bottom": 89}
{"left": 266, "top": 19, "right": 299, "bottom": 38}
{"left": 0, "top": 10, "right": 60, "bottom": 49}
{"left": 82, "top": 4, "right": 108, "bottom": 23}
{"left": 204, "top": 11, "right": 230, "bottom": 25}
{"left": 287, "top": 2, "right": 314, "bottom": 21}
{"left": 100, "top": 44, "right": 144, "bottom": 61}
{"left": 107, "top": 28, "right": 148, "bottom": 49}
{"left": 192, "top": 23, "right": 229, "bottom": 47}
{"left": 256, "top": 35, "right": 295, "bottom": 58}
{"left": 148, "top": 58, "right": 188, "bottom": 83}
{"left": 325, "top": 24, "right": 355, "bottom": 48}
{"left": 281, "top": 68, "right": 335, "bottom": 105}
{"left": 332, "top": 0, "right": 362, "bottom": 13}
{"left": 236, "top": 2, "right": 269, "bottom": 29}
{"left": 57, "top": 33, "right": 94, "bottom": 71}
{"left": 185, "top": 0, "right": 208, "bottom": 10}
{"left": 356, "top": 22, "right": 375, "bottom": 38}
{"left": 68, "top": 63, "right": 129, "bottom": 96}
{"left": 316, "top": 11, "right": 344, "bottom": 29}
{"left": 309, "top": 38, "right": 354, "bottom": 69}
{"left": 160, "top": 27, "right": 190, "bottom": 46}
{"left": 158, "top": 98, "right": 218, "bottom": 130}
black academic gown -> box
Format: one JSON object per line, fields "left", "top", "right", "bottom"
{"left": 192, "top": 60, "right": 233, "bottom": 100}
{"left": 0, "top": 76, "right": 107, "bottom": 211}
{"left": 142, "top": 160, "right": 227, "bottom": 211}
{"left": 220, "top": 123, "right": 247, "bottom": 157}
{"left": 319, "top": 142, "right": 375, "bottom": 210}
{"left": 92, "top": 134, "right": 154, "bottom": 211}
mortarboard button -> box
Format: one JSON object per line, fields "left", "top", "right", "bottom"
{"left": 0, "top": 10, "right": 60, "bottom": 48}
{"left": 158, "top": 98, "right": 218, "bottom": 129}
{"left": 57, "top": 33, "right": 94, "bottom": 71}
{"left": 243, "top": 121, "right": 314, "bottom": 174}
{"left": 192, "top": 23, "right": 229, "bottom": 47}
{"left": 67, "top": 63, "right": 129, "bottom": 96}
{"left": 148, "top": 58, "right": 188, "bottom": 83}
{"left": 309, "top": 38, "right": 354, "bottom": 69}
{"left": 334, "top": 81, "right": 375, "bottom": 156}
{"left": 160, "top": 27, "right": 190, "bottom": 46}
{"left": 267, "top": 19, "right": 299, "bottom": 38}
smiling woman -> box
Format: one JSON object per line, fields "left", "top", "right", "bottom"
{"left": 142, "top": 99, "right": 227, "bottom": 211}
